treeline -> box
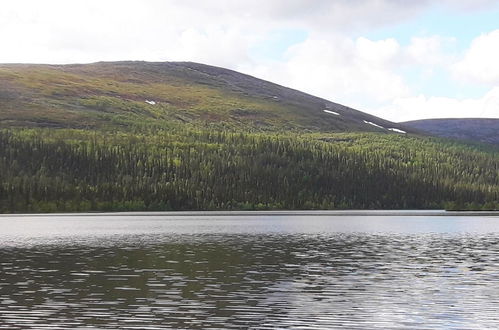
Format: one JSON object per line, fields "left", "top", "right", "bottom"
{"left": 0, "top": 128, "right": 498, "bottom": 213}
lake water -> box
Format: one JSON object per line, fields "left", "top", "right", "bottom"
{"left": 1, "top": 213, "right": 499, "bottom": 329}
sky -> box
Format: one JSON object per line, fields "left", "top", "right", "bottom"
{"left": 1, "top": 0, "right": 499, "bottom": 122}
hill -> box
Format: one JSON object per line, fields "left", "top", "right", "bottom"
{"left": 0, "top": 61, "right": 413, "bottom": 134}
{"left": 0, "top": 61, "right": 498, "bottom": 212}
{"left": 404, "top": 118, "right": 499, "bottom": 145}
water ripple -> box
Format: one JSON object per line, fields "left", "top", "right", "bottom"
{"left": 1, "top": 219, "right": 499, "bottom": 328}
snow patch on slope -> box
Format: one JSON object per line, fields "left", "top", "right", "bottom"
{"left": 388, "top": 128, "right": 406, "bottom": 134}
{"left": 363, "top": 120, "right": 384, "bottom": 129}
{"left": 323, "top": 109, "right": 340, "bottom": 115}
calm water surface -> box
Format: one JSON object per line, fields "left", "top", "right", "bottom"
{"left": 1, "top": 214, "right": 499, "bottom": 329}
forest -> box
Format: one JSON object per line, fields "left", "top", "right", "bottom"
{"left": 1, "top": 127, "right": 498, "bottom": 213}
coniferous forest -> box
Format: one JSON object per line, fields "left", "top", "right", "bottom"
{"left": 1, "top": 127, "right": 498, "bottom": 213}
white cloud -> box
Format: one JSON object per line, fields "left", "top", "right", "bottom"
{"left": 406, "top": 36, "right": 454, "bottom": 67}
{"left": 453, "top": 30, "right": 499, "bottom": 85}
{"left": 0, "top": 0, "right": 259, "bottom": 67}
{"left": 373, "top": 87, "right": 499, "bottom": 122}
{"left": 245, "top": 33, "right": 495, "bottom": 122}
{"left": 0, "top": 0, "right": 487, "bottom": 65}
{"left": 168, "top": 0, "right": 429, "bottom": 33}
{"left": 356, "top": 37, "right": 401, "bottom": 64}
{"left": 243, "top": 35, "right": 409, "bottom": 111}
{"left": 165, "top": 28, "right": 255, "bottom": 69}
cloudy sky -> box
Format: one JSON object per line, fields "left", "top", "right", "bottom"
{"left": 1, "top": 0, "right": 499, "bottom": 122}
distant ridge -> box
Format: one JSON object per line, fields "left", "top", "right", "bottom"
{"left": 403, "top": 118, "right": 499, "bottom": 145}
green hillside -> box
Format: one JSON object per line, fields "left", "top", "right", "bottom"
{"left": 0, "top": 61, "right": 498, "bottom": 212}
{"left": 0, "top": 61, "right": 413, "bottom": 133}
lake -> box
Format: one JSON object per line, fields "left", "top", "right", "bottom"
{"left": 1, "top": 212, "right": 499, "bottom": 329}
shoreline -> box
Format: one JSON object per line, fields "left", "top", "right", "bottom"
{"left": 1, "top": 210, "right": 499, "bottom": 217}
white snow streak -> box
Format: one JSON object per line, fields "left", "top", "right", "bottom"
{"left": 388, "top": 128, "right": 407, "bottom": 134}
{"left": 323, "top": 109, "right": 340, "bottom": 115}
{"left": 363, "top": 120, "right": 385, "bottom": 129}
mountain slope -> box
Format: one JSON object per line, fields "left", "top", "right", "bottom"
{"left": 0, "top": 61, "right": 413, "bottom": 133}
{"left": 404, "top": 118, "right": 499, "bottom": 145}
{"left": 0, "top": 61, "right": 498, "bottom": 212}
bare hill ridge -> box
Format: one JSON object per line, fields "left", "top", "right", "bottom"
{"left": 0, "top": 61, "right": 414, "bottom": 133}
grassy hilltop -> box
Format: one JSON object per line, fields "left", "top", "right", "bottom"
{"left": 0, "top": 61, "right": 413, "bottom": 132}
